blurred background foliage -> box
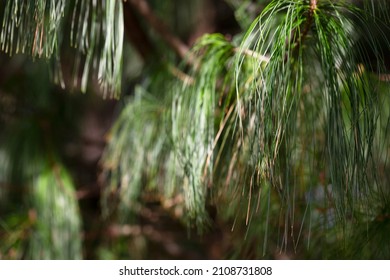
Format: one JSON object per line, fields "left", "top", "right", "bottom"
{"left": 1, "top": 0, "right": 390, "bottom": 260}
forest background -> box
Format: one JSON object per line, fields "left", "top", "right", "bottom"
{"left": 1, "top": 0, "right": 390, "bottom": 259}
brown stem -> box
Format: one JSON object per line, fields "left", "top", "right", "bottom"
{"left": 298, "top": 0, "right": 317, "bottom": 48}
{"left": 125, "top": 0, "right": 191, "bottom": 61}
{"left": 123, "top": 2, "right": 155, "bottom": 61}
{"left": 285, "top": 0, "right": 317, "bottom": 62}
{"left": 311, "top": 0, "right": 317, "bottom": 11}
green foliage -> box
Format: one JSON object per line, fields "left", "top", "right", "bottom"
{"left": 102, "top": 79, "right": 183, "bottom": 223}
{"left": 71, "top": 0, "right": 124, "bottom": 97}
{"left": 0, "top": 126, "right": 82, "bottom": 259}
{"left": 1, "top": 0, "right": 66, "bottom": 57}
{"left": 3, "top": 116, "right": 82, "bottom": 259}
{"left": 171, "top": 34, "right": 236, "bottom": 230}
{"left": 103, "top": 0, "right": 390, "bottom": 258}
{"left": 28, "top": 163, "right": 82, "bottom": 259}
{"left": 1, "top": 0, "right": 390, "bottom": 259}
{"left": 0, "top": 60, "right": 83, "bottom": 259}
{"left": 0, "top": 0, "right": 124, "bottom": 98}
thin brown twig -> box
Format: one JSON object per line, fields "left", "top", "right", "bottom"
{"left": 202, "top": 103, "right": 235, "bottom": 179}
{"left": 125, "top": 0, "right": 193, "bottom": 63}
{"left": 123, "top": 2, "right": 155, "bottom": 61}
{"left": 168, "top": 65, "right": 195, "bottom": 85}
{"left": 234, "top": 47, "right": 270, "bottom": 63}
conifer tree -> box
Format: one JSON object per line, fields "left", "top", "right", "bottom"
{"left": 0, "top": 0, "right": 389, "bottom": 259}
